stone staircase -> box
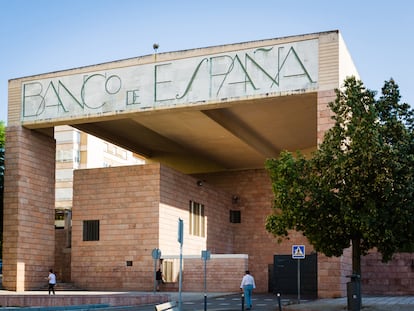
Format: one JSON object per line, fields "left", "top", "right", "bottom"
{"left": 55, "top": 282, "right": 85, "bottom": 291}
{"left": 38, "top": 282, "right": 85, "bottom": 291}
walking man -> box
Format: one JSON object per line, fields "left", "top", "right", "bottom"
{"left": 48, "top": 269, "right": 56, "bottom": 295}
{"left": 240, "top": 270, "right": 256, "bottom": 310}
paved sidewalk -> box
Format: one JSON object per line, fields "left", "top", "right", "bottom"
{"left": 283, "top": 296, "right": 414, "bottom": 311}
{"left": 0, "top": 291, "right": 412, "bottom": 310}
{"left": 137, "top": 292, "right": 414, "bottom": 311}
{"left": 167, "top": 292, "right": 414, "bottom": 311}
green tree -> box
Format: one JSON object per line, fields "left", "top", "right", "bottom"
{"left": 265, "top": 77, "right": 414, "bottom": 280}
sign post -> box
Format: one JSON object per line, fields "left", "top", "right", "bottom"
{"left": 178, "top": 218, "right": 184, "bottom": 311}
{"left": 201, "top": 250, "right": 211, "bottom": 311}
{"left": 292, "top": 245, "right": 305, "bottom": 304}
{"left": 151, "top": 248, "right": 161, "bottom": 293}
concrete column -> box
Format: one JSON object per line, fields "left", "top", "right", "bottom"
{"left": 3, "top": 125, "right": 55, "bottom": 291}
{"left": 317, "top": 89, "right": 336, "bottom": 145}
{"left": 316, "top": 90, "right": 353, "bottom": 298}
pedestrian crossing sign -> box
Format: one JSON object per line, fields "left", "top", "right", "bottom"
{"left": 292, "top": 245, "right": 305, "bottom": 259}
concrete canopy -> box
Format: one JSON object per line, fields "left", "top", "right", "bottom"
{"left": 72, "top": 92, "right": 316, "bottom": 173}
{"left": 10, "top": 30, "right": 357, "bottom": 174}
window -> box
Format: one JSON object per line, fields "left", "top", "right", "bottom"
{"left": 83, "top": 220, "right": 100, "bottom": 241}
{"left": 189, "top": 201, "right": 205, "bottom": 237}
{"left": 55, "top": 210, "right": 65, "bottom": 228}
{"left": 55, "top": 188, "right": 73, "bottom": 201}
{"left": 73, "top": 149, "right": 80, "bottom": 165}
{"left": 55, "top": 168, "right": 74, "bottom": 182}
{"left": 56, "top": 149, "right": 73, "bottom": 162}
{"left": 162, "top": 259, "right": 179, "bottom": 283}
{"left": 230, "top": 210, "right": 241, "bottom": 223}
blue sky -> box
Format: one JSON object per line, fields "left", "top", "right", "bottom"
{"left": 1, "top": 0, "right": 413, "bottom": 123}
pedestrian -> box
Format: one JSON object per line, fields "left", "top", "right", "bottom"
{"left": 47, "top": 269, "right": 56, "bottom": 295}
{"left": 240, "top": 270, "right": 256, "bottom": 310}
{"left": 156, "top": 268, "right": 163, "bottom": 291}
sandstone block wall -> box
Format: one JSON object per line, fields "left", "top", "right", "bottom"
{"left": 71, "top": 163, "right": 236, "bottom": 291}
{"left": 181, "top": 255, "right": 248, "bottom": 292}
{"left": 3, "top": 126, "right": 56, "bottom": 291}
{"left": 72, "top": 164, "right": 161, "bottom": 290}
{"left": 361, "top": 252, "right": 414, "bottom": 295}
{"left": 193, "top": 169, "right": 316, "bottom": 293}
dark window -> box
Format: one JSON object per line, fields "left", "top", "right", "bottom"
{"left": 230, "top": 210, "right": 241, "bottom": 223}
{"left": 83, "top": 220, "right": 100, "bottom": 241}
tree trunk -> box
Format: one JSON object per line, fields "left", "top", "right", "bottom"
{"left": 352, "top": 237, "right": 361, "bottom": 275}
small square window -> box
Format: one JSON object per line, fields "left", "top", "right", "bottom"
{"left": 83, "top": 220, "right": 100, "bottom": 241}
{"left": 230, "top": 210, "right": 241, "bottom": 223}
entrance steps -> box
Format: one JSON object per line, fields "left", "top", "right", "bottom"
{"left": 0, "top": 292, "right": 169, "bottom": 309}
{"left": 37, "top": 282, "right": 85, "bottom": 291}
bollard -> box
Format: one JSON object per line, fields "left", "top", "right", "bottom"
{"left": 277, "top": 292, "right": 282, "bottom": 311}
{"left": 241, "top": 292, "right": 245, "bottom": 311}
{"left": 346, "top": 274, "right": 361, "bottom": 311}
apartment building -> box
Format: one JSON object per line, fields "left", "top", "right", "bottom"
{"left": 54, "top": 125, "right": 144, "bottom": 227}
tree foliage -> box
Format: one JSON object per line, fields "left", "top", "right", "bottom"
{"left": 265, "top": 77, "right": 414, "bottom": 273}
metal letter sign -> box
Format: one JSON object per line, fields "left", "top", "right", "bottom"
{"left": 292, "top": 245, "right": 305, "bottom": 259}
{"left": 22, "top": 39, "right": 318, "bottom": 124}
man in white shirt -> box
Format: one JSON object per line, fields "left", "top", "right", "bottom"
{"left": 240, "top": 270, "right": 256, "bottom": 310}
{"left": 48, "top": 269, "right": 57, "bottom": 295}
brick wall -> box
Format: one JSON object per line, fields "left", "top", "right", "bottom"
{"left": 72, "top": 164, "right": 161, "bottom": 290}
{"left": 194, "top": 169, "right": 315, "bottom": 293}
{"left": 70, "top": 163, "right": 363, "bottom": 297}
{"left": 71, "top": 163, "right": 235, "bottom": 291}
{"left": 159, "top": 165, "right": 233, "bottom": 256}
{"left": 318, "top": 248, "right": 352, "bottom": 298}
{"left": 55, "top": 228, "right": 71, "bottom": 282}
{"left": 3, "top": 126, "right": 56, "bottom": 291}
{"left": 195, "top": 168, "right": 355, "bottom": 298}
{"left": 361, "top": 252, "right": 414, "bottom": 295}
{"left": 317, "top": 89, "right": 336, "bottom": 145}
{"left": 181, "top": 255, "right": 248, "bottom": 292}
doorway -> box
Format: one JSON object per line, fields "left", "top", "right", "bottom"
{"left": 270, "top": 253, "right": 317, "bottom": 299}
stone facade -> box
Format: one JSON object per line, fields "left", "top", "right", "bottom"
{"left": 361, "top": 252, "right": 414, "bottom": 295}
{"left": 71, "top": 163, "right": 237, "bottom": 291}
{"left": 55, "top": 228, "right": 71, "bottom": 283}
{"left": 3, "top": 126, "right": 56, "bottom": 291}
{"left": 67, "top": 162, "right": 355, "bottom": 297}
{"left": 71, "top": 164, "right": 161, "bottom": 290}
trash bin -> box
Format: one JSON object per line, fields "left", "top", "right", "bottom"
{"left": 346, "top": 274, "right": 361, "bottom": 311}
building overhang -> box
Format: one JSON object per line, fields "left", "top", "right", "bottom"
{"left": 9, "top": 30, "right": 358, "bottom": 173}
{"left": 73, "top": 91, "right": 317, "bottom": 173}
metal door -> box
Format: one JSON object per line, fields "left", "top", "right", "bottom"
{"left": 271, "top": 253, "right": 317, "bottom": 298}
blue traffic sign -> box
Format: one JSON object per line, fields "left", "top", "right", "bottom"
{"left": 151, "top": 248, "right": 161, "bottom": 260}
{"left": 292, "top": 245, "right": 305, "bottom": 259}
